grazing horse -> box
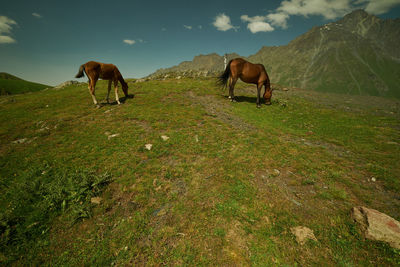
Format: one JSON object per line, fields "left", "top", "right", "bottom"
{"left": 218, "top": 58, "right": 272, "bottom": 107}
{"left": 75, "top": 61, "right": 129, "bottom": 105}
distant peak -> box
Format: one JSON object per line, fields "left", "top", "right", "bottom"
{"left": 343, "top": 9, "right": 376, "bottom": 21}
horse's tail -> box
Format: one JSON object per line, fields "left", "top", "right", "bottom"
{"left": 75, "top": 64, "right": 85, "bottom": 78}
{"left": 217, "top": 59, "right": 232, "bottom": 88}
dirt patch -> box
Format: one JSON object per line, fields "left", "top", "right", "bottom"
{"left": 185, "top": 91, "right": 256, "bottom": 131}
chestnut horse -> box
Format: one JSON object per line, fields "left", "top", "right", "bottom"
{"left": 75, "top": 61, "right": 128, "bottom": 105}
{"left": 218, "top": 58, "right": 272, "bottom": 107}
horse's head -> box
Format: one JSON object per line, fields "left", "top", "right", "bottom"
{"left": 264, "top": 87, "right": 272, "bottom": 105}
{"left": 122, "top": 83, "right": 129, "bottom": 97}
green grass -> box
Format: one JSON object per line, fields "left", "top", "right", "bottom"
{"left": 0, "top": 78, "right": 399, "bottom": 265}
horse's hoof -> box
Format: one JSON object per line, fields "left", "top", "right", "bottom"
{"left": 257, "top": 105, "right": 261, "bottom": 108}
{"left": 95, "top": 104, "right": 101, "bottom": 109}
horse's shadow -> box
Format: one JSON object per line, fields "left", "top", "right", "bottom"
{"left": 232, "top": 95, "right": 258, "bottom": 104}
{"left": 101, "top": 94, "right": 135, "bottom": 106}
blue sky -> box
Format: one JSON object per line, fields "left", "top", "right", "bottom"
{"left": 1, "top": 0, "right": 400, "bottom": 85}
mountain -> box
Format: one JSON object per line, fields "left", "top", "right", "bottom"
{"left": 249, "top": 10, "right": 400, "bottom": 97}
{"left": 0, "top": 73, "right": 50, "bottom": 95}
{"left": 149, "top": 10, "right": 400, "bottom": 98}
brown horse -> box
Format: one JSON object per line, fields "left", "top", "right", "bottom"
{"left": 75, "top": 61, "right": 129, "bottom": 105}
{"left": 218, "top": 58, "right": 272, "bottom": 107}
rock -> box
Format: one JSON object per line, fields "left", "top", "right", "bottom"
{"left": 272, "top": 169, "right": 280, "bottom": 177}
{"left": 282, "top": 87, "right": 289, "bottom": 91}
{"left": 108, "top": 133, "right": 120, "bottom": 140}
{"left": 135, "top": 78, "right": 147, "bottom": 83}
{"left": 91, "top": 197, "right": 102, "bottom": 204}
{"left": 290, "top": 226, "right": 317, "bottom": 245}
{"left": 145, "top": 144, "right": 153, "bottom": 150}
{"left": 161, "top": 135, "right": 169, "bottom": 141}
{"left": 54, "top": 80, "right": 79, "bottom": 89}
{"left": 386, "top": 141, "right": 398, "bottom": 145}
{"left": 371, "top": 177, "right": 376, "bottom": 182}
{"left": 12, "top": 138, "right": 27, "bottom": 144}
{"left": 351, "top": 206, "right": 400, "bottom": 249}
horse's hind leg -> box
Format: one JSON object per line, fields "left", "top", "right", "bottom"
{"left": 88, "top": 78, "right": 98, "bottom": 105}
{"left": 106, "top": 80, "right": 112, "bottom": 103}
{"left": 229, "top": 77, "right": 237, "bottom": 102}
{"left": 114, "top": 80, "right": 121, "bottom": 105}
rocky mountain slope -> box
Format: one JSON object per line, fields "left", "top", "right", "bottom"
{"left": 150, "top": 10, "right": 400, "bottom": 98}
{"left": 249, "top": 10, "right": 400, "bottom": 97}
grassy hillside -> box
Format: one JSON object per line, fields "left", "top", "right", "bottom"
{"left": 0, "top": 78, "right": 399, "bottom": 265}
{"left": 0, "top": 73, "right": 50, "bottom": 95}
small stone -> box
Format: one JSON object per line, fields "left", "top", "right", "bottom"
{"left": 12, "top": 138, "right": 27, "bottom": 144}
{"left": 290, "top": 226, "right": 317, "bottom": 245}
{"left": 108, "top": 134, "right": 120, "bottom": 140}
{"left": 161, "top": 135, "right": 169, "bottom": 141}
{"left": 145, "top": 144, "right": 153, "bottom": 150}
{"left": 371, "top": 177, "right": 376, "bottom": 182}
{"left": 91, "top": 197, "right": 102, "bottom": 204}
{"left": 386, "top": 141, "right": 398, "bottom": 145}
{"left": 272, "top": 169, "right": 280, "bottom": 177}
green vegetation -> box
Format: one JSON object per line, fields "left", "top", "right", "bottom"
{"left": 0, "top": 73, "right": 50, "bottom": 95}
{"left": 0, "top": 78, "right": 399, "bottom": 265}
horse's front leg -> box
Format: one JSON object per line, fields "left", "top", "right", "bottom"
{"left": 256, "top": 83, "right": 262, "bottom": 108}
{"left": 106, "top": 80, "right": 112, "bottom": 103}
{"left": 114, "top": 80, "right": 121, "bottom": 105}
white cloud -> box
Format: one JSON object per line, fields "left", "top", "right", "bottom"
{"left": 0, "top": 35, "right": 16, "bottom": 44}
{"left": 244, "top": 0, "right": 399, "bottom": 31}
{"left": 266, "top": 13, "right": 290, "bottom": 29}
{"left": 213, "top": 13, "right": 238, "bottom": 31}
{"left": 32, "top": 13, "right": 42, "bottom": 18}
{"left": 363, "top": 0, "right": 400, "bottom": 15}
{"left": 276, "top": 0, "right": 352, "bottom": 19}
{"left": 241, "top": 15, "right": 274, "bottom": 33}
{"left": 183, "top": 25, "right": 192, "bottom": 30}
{"left": 123, "top": 39, "right": 136, "bottom": 45}
{"left": 247, "top": 21, "right": 274, "bottom": 33}
{"left": 0, "top": 16, "right": 17, "bottom": 44}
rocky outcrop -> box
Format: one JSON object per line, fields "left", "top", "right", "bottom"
{"left": 54, "top": 80, "right": 80, "bottom": 89}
